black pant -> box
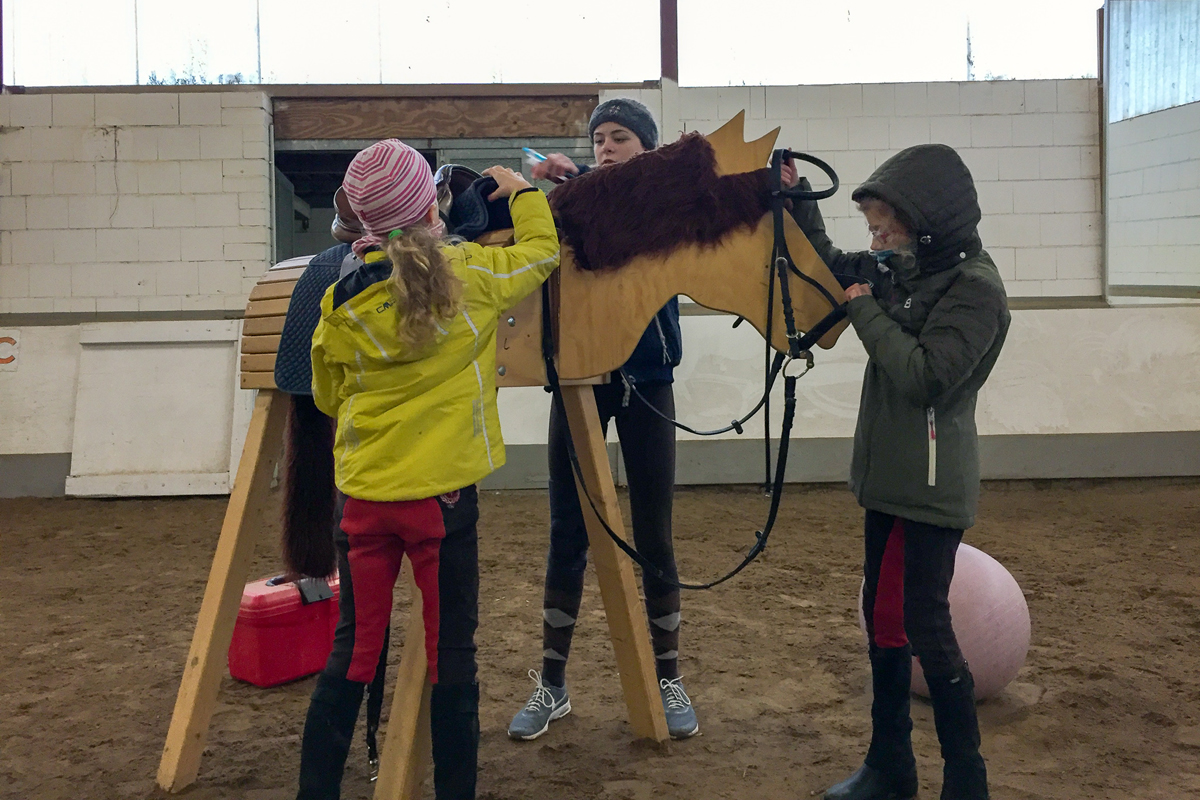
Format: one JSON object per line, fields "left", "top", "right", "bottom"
{"left": 860, "top": 509, "right": 964, "bottom": 679}
{"left": 297, "top": 488, "right": 481, "bottom": 799}
{"left": 325, "top": 486, "right": 480, "bottom": 685}
{"left": 542, "top": 379, "right": 681, "bottom": 682}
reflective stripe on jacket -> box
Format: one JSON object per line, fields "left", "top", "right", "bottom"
{"left": 311, "top": 189, "right": 559, "bottom": 501}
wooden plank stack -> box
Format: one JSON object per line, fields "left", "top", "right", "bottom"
{"left": 239, "top": 256, "right": 309, "bottom": 391}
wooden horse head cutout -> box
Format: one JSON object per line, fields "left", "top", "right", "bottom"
{"left": 546, "top": 111, "right": 849, "bottom": 382}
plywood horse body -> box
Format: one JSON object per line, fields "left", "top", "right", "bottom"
{"left": 156, "top": 112, "right": 847, "bottom": 797}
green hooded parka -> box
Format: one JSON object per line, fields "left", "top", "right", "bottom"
{"left": 792, "top": 144, "right": 1010, "bottom": 529}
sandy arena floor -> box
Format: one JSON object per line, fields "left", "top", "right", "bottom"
{"left": 1, "top": 479, "right": 1198, "bottom": 800}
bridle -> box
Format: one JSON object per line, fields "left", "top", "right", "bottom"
{"left": 540, "top": 149, "right": 847, "bottom": 590}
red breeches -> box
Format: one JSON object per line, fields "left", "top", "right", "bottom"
{"left": 340, "top": 496, "right": 445, "bottom": 684}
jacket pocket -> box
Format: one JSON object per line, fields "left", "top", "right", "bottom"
{"left": 926, "top": 407, "right": 937, "bottom": 487}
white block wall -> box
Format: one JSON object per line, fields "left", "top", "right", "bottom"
{"left": 1106, "top": 99, "right": 1200, "bottom": 288}
{"left": 0, "top": 91, "right": 272, "bottom": 314}
{"left": 604, "top": 79, "right": 1103, "bottom": 298}
{"left": 496, "top": 305, "right": 1200, "bottom": 447}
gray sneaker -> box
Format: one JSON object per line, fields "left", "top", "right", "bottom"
{"left": 508, "top": 669, "right": 571, "bottom": 740}
{"left": 660, "top": 676, "right": 700, "bottom": 739}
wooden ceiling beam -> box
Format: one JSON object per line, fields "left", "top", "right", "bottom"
{"left": 273, "top": 95, "right": 598, "bottom": 140}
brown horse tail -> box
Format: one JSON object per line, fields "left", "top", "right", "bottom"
{"left": 281, "top": 393, "right": 337, "bottom": 578}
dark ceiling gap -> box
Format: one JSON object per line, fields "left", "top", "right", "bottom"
{"left": 274, "top": 149, "right": 436, "bottom": 207}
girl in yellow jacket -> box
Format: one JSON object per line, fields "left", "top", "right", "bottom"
{"left": 298, "top": 139, "right": 558, "bottom": 800}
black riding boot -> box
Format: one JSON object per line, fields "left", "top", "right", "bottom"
{"left": 430, "top": 682, "right": 480, "bottom": 800}
{"left": 297, "top": 673, "right": 366, "bottom": 800}
{"left": 926, "top": 667, "right": 989, "bottom": 800}
{"left": 825, "top": 646, "right": 918, "bottom": 800}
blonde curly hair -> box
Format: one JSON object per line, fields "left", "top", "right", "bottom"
{"left": 383, "top": 226, "right": 462, "bottom": 351}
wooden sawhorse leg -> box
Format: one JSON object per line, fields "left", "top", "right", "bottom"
{"left": 382, "top": 385, "right": 671, "bottom": 796}
{"left": 157, "top": 389, "right": 288, "bottom": 791}
{"left": 373, "top": 566, "right": 432, "bottom": 800}
{"left": 379, "top": 384, "right": 669, "bottom": 797}
{"left": 157, "top": 388, "right": 435, "bottom": 797}
{"left": 157, "top": 382, "right": 664, "bottom": 796}
{"left": 559, "top": 384, "right": 671, "bottom": 743}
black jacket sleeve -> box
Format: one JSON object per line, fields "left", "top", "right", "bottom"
{"left": 788, "top": 178, "right": 878, "bottom": 287}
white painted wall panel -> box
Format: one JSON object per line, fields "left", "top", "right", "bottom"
{"left": 0, "top": 326, "right": 80, "bottom": 453}
{"left": 65, "top": 320, "right": 239, "bottom": 496}
{"left": 495, "top": 305, "right": 1200, "bottom": 448}
{"left": 978, "top": 307, "right": 1200, "bottom": 434}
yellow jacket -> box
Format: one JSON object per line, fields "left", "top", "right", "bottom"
{"left": 311, "top": 189, "right": 559, "bottom": 501}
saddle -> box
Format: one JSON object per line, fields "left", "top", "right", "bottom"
{"left": 273, "top": 165, "right": 518, "bottom": 396}
{"left": 273, "top": 245, "right": 353, "bottom": 395}
{"left": 436, "top": 164, "right": 514, "bottom": 241}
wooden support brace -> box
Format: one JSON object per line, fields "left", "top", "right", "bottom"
{"left": 374, "top": 566, "right": 432, "bottom": 800}
{"left": 559, "top": 385, "right": 670, "bottom": 743}
{"left": 156, "top": 389, "right": 288, "bottom": 791}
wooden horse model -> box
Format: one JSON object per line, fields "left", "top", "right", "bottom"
{"left": 156, "top": 111, "right": 848, "bottom": 798}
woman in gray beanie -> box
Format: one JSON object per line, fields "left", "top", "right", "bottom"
{"left": 507, "top": 97, "right": 699, "bottom": 742}
{"left": 533, "top": 97, "right": 659, "bottom": 180}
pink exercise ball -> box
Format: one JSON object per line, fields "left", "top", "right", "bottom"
{"left": 857, "top": 543, "right": 1031, "bottom": 700}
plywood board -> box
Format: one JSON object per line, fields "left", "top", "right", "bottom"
{"left": 243, "top": 316, "right": 286, "bottom": 336}
{"left": 241, "top": 335, "right": 282, "bottom": 355}
{"left": 551, "top": 113, "right": 847, "bottom": 380}
{"left": 495, "top": 289, "right": 547, "bottom": 388}
{"left": 274, "top": 97, "right": 597, "bottom": 140}
{"left": 555, "top": 213, "right": 847, "bottom": 381}
{"left": 240, "top": 372, "right": 277, "bottom": 390}
{"left": 240, "top": 354, "right": 276, "bottom": 373}
{"left": 66, "top": 322, "right": 241, "bottom": 497}
{"left": 249, "top": 282, "right": 297, "bottom": 302}
{"left": 245, "top": 298, "right": 292, "bottom": 318}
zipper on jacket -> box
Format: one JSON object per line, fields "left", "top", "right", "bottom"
{"left": 653, "top": 315, "right": 671, "bottom": 364}
{"left": 926, "top": 407, "right": 937, "bottom": 487}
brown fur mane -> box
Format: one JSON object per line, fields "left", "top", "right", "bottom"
{"left": 548, "top": 133, "right": 771, "bottom": 272}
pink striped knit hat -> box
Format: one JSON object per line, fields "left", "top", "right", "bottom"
{"left": 342, "top": 139, "right": 438, "bottom": 257}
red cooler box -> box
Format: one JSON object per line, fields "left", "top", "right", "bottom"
{"left": 228, "top": 574, "right": 341, "bottom": 687}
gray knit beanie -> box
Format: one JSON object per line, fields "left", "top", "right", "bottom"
{"left": 588, "top": 98, "right": 659, "bottom": 150}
